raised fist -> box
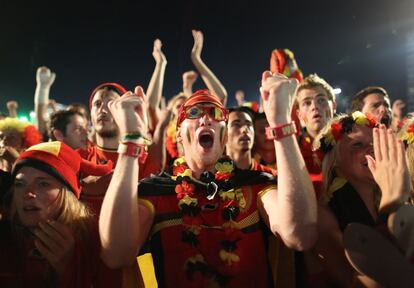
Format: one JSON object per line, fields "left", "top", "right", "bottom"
{"left": 6, "top": 101, "right": 18, "bottom": 110}
{"left": 108, "top": 86, "right": 148, "bottom": 136}
{"left": 235, "top": 90, "right": 245, "bottom": 106}
{"left": 36, "top": 66, "right": 56, "bottom": 87}
{"left": 182, "top": 70, "right": 198, "bottom": 85}
{"left": 260, "top": 71, "right": 298, "bottom": 126}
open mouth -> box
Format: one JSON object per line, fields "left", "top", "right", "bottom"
{"left": 239, "top": 135, "right": 251, "bottom": 143}
{"left": 313, "top": 114, "right": 321, "bottom": 120}
{"left": 198, "top": 131, "right": 214, "bottom": 149}
{"left": 380, "top": 116, "right": 390, "bottom": 126}
{"left": 23, "top": 206, "right": 41, "bottom": 212}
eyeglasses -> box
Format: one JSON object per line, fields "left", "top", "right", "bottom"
{"left": 178, "top": 104, "right": 228, "bottom": 126}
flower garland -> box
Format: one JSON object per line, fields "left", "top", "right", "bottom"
{"left": 400, "top": 120, "right": 414, "bottom": 145}
{"left": 165, "top": 120, "right": 179, "bottom": 158}
{"left": 171, "top": 156, "right": 246, "bottom": 280}
{"left": 314, "top": 111, "right": 377, "bottom": 155}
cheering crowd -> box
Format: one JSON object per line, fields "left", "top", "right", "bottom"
{"left": 1, "top": 30, "right": 414, "bottom": 287}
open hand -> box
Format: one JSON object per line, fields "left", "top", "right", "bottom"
{"left": 191, "top": 30, "right": 204, "bottom": 60}
{"left": 152, "top": 39, "right": 167, "bottom": 65}
{"left": 34, "top": 220, "right": 75, "bottom": 277}
{"left": 366, "top": 125, "right": 410, "bottom": 213}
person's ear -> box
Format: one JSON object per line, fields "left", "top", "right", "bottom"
{"left": 176, "top": 128, "right": 182, "bottom": 143}
{"left": 52, "top": 129, "right": 64, "bottom": 141}
{"left": 296, "top": 108, "right": 306, "bottom": 126}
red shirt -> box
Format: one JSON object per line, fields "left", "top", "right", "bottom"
{"left": 78, "top": 145, "right": 156, "bottom": 179}
{"left": 250, "top": 158, "right": 277, "bottom": 176}
{"left": 141, "top": 178, "right": 274, "bottom": 288}
{"left": 298, "top": 132, "right": 323, "bottom": 200}
{"left": 0, "top": 220, "right": 105, "bottom": 288}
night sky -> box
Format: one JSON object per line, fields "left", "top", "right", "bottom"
{"left": 1, "top": 0, "right": 413, "bottom": 115}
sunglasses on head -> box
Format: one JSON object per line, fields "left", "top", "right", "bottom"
{"left": 178, "top": 104, "right": 228, "bottom": 126}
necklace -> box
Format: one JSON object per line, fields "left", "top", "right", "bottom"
{"left": 171, "top": 156, "right": 247, "bottom": 282}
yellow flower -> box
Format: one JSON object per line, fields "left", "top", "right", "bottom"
{"left": 215, "top": 161, "right": 233, "bottom": 173}
{"left": 234, "top": 189, "right": 246, "bottom": 208}
{"left": 179, "top": 196, "right": 198, "bottom": 207}
{"left": 324, "top": 131, "right": 336, "bottom": 147}
{"left": 172, "top": 168, "right": 193, "bottom": 181}
{"left": 238, "top": 197, "right": 246, "bottom": 209}
{"left": 173, "top": 157, "right": 186, "bottom": 166}
{"left": 219, "top": 249, "right": 240, "bottom": 265}
{"left": 187, "top": 254, "right": 205, "bottom": 264}
{"left": 186, "top": 225, "right": 202, "bottom": 235}
{"left": 401, "top": 131, "right": 414, "bottom": 145}
{"left": 352, "top": 111, "right": 368, "bottom": 126}
{"left": 219, "top": 189, "right": 236, "bottom": 201}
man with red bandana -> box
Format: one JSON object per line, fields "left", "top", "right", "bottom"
{"left": 99, "top": 72, "right": 317, "bottom": 287}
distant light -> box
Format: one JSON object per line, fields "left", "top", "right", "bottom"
{"left": 333, "top": 88, "right": 342, "bottom": 95}
{"left": 19, "top": 116, "right": 29, "bottom": 122}
{"left": 29, "top": 111, "right": 36, "bottom": 118}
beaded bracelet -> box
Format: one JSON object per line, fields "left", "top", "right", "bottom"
{"left": 121, "top": 132, "right": 152, "bottom": 146}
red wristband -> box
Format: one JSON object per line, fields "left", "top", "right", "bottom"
{"left": 265, "top": 122, "right": 297, "bottom": 140}
{"left": 118, "top": 142, "right": 148, "bottom": 163}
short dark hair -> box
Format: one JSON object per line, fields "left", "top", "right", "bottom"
{"left": 66, "top": 103, "right": 89, "bottom": 120}
{"left": 351, "top": 86, "right": 389, "bottom": 112}
{"left": 50, "top": 110, "right": 83, "bottom": 140}
{"left": 228, "top": 106, "right": 256, "bottom": 122}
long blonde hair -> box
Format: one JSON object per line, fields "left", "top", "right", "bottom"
{"left": 8, "top": 186, "right": 93, "bottom": 241}
{"left": 398, "top": 118, "right": 414, "bottom": 195}
{"left": 313, "top": 115, "right": 348, "bottom": 198}
{"left": 313, "top": 113, "right": 381, "bottom": 206}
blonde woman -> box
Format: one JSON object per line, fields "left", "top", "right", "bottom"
{"left": 311, "top": 112, "right": 411, "bottom": 287}
{"left": 0, "top": 141, "right": 112, "bottom": 287}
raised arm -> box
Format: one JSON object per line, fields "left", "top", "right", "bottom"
{"left": 191, "top": 30, "right": 228, "bottom": 105}
{"left": 258, "top": 71, "right": 317, "bottom": 251}
{"left": 235, "top": 90, "right": 245, "bottom": 106}
{"left": 146, "top": 39, "right": 167, "bottom": 132}
{"left": 182, "top": 70, "right": 198, "bottom": 97}
{"left": 147, "top": 108, "right": 173, "bottom": 173}
{"left": 6, "top": 101, "right": 18, "bottom": 118}
{"left": 34, "top": 66, "right": 55, "bottom": 135}
{"left": 99, "top": 86, "right": 154, "bottom": 268}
